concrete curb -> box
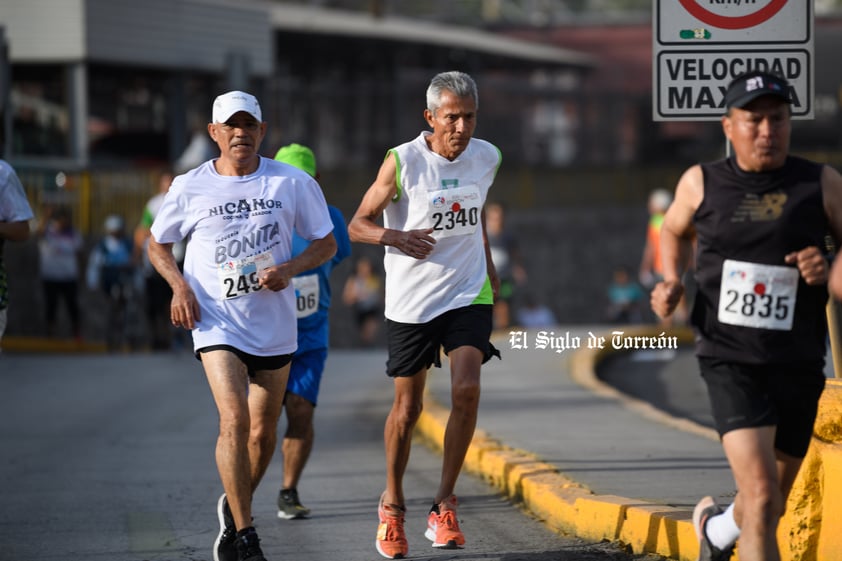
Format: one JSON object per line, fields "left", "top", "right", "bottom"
{"left": 415, "top": 326, "right": 706, "bottom": 561}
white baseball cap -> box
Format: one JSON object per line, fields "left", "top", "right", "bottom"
{"left": 104, "top": 214, "right": 124, "bottom": 232}
{"left": 212, "top": 91, "right": 262, "bottom": 123}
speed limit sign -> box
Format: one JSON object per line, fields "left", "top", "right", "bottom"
{"left": 653, "top": 0, "right": 813, "bottom": 120}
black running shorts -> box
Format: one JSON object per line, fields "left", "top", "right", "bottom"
{"left": 698, "top": 356, "right": 826, "bottom": 458}
{"left": 385, "top": 304, "right": 500, "bottom": 378}
{"left": 197, "top": 344, "right": 293, "bottom": 378}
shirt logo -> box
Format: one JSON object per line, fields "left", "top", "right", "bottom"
{"left": 731, "top": 192, "right": 787, "bottom": 222}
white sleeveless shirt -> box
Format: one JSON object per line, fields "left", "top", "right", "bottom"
{"left": 383, "top": 132, "right": 501, "bottom": 323}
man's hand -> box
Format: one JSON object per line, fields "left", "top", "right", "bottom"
{"left": 396, "top": 228, "right": 436, "bottom": 259}
{"left": 651, "top": 280, "right": 685, "bottom": 319}
{"left": 785, "top": 246, "right": 828, "bottom": 285}
{"left": 171, "top": 285, "right": 201, "bottom": 330}
{"left": 258, "top": 264, "right": 294, "bottom": 292}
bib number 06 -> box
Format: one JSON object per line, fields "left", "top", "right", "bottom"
{"left": 292, "top": 274, "right": 319, "bottom": 318}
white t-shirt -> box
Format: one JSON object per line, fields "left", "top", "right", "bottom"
{"left": 0, "top": 160, "right": 34, "bottom": 224}
{"left": 38, "top": 225, "right": 83, "bottom": 281}
{"left": 0, "top": 160, "right": 34, "bottom": 312}
{"left": 150, "top": 157, "right": 333, "bottom": 356}
{"left": 383, "top": 132, "right": 501, "bottom": 323}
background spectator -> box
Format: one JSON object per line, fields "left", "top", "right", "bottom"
{"left": 516, "top": 291, "right": 558, "bottom": 328}
{"left": 0, "top": 159, "right": 34, "bottom": 349}
{"left": 134, "top": 170, "right": 183, "bottom": 350}
{"left": 342, "top": 255, "right": 383, "bottom": 347}
{"left": 36, "top": 204, "right": 84, "bottom": 340}
{"left": 486, "top": 202, "right": 527, "bottom": 329}
{"left": 87, "top": 214, "right": 136, "bottom": 351}
{"left": 605, "top": 265, "right": 645, "bottom": 324}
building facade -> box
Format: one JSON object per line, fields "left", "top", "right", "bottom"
{"left": 0, "top": 0, "right": 593, "bottom": 171}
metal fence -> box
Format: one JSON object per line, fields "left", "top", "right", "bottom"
{"left": 17, "top": 167, "right": 162, "bottom": 237}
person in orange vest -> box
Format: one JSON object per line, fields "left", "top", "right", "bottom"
{"left": 640, "top": 188, "right": 688, "bottom": 325}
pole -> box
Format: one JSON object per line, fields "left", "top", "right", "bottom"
{"left": 828, "top": 299, "right": 842, "bottom": 378}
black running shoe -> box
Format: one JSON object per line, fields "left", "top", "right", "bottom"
{"left": 236, "top": 528, "right": 267, "bottom": 561}
{"left": 277, "top": 488, "right": 311, "bottom": 520}
{"left": 214, "top": 494, "right": 238, "bottom": 561}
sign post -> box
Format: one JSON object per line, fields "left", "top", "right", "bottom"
{"left": 653, "top": 0, "right": 814, "bottom": 121}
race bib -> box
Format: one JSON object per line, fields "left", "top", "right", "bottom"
{"left": 292, "top": 274, "right": 319, "bottom": 318}
{"left": 717, "top": 259, "right": 799, "bottom": 331}
{"left": 427, "top": 184, "right": 482, "bottom": 239}
{"left": 217, "top": 251, "right": 274, "bottom": 300}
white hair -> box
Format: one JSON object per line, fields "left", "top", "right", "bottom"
{"left": 426, "top": 71, "right": 478, "bottom": 115}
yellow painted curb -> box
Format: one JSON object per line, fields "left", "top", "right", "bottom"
{"left": 416, "top": 327, "right": 842, "bottom": 561}
{"left": 416, "top": 373, "right": 702, "bottom": 560}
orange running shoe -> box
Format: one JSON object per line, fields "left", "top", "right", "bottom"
{"left": 424, "top": 495, "right": 465, "bottom": 549}
{"left": 376, "top": 495, "right": 408, "bottom": 559}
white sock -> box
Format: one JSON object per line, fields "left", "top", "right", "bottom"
{"left": 704, "top": 503, "right": 740, "bottom": 549}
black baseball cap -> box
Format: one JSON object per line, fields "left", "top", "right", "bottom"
{"left": 723, "top": 71, "right": 791, "bottom": 110}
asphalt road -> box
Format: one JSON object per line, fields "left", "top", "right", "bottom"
{"left": 0, "top": 350, "right": 658, "bottom": 561}
{"left": 596, "top": 348, "right": 714, "bottom": 430}
{"left": 596, "top": 345, "right": 836, "bottom": 430}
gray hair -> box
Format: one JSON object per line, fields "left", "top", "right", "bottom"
{"left": 426, "top": 71, "right": 478, "bottom": 115}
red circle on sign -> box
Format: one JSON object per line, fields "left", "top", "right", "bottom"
{"left": 678, "top": 0, "right": 788, "bottom": 30}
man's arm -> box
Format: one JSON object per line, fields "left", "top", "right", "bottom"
{"left": 481, "top": 207, "right": 500, "bottom": 299}
{"left": 0, "top": 220, "right": 30, "bottom": 242}
{"left": 823, "top": 166, "right": 842, "bottom": 300}
{"left": 329, "top": 207, "right": 352, "bottom": 265}
{"left": 831, "top": 254, "right": 842, "bottom": 301}
{"left": 651, "top": 165, "right": 702, "bottom": 319}
{"left": 1, "top": 165, "right": 34, "bottom": 241}
{"left": 782, "top": 165, "right": 842, "bottom": 287}
{"left": 259, "top": 233, "right": 337, "bottom": 292}
{"left": 148, "top": 236, "right": 200, "bottom": 329}
{"left": 348, "top": 153, "right": 435, "bottom": 258}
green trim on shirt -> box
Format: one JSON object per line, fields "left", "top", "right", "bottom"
{"left": 140, "top": 207, "right": 155, "bottom": 229}
{"left": 472, "top": 276, "right": 494, "bottom": 305}
{"left": 388, "top": 149, "right": 403, "bottom": 202}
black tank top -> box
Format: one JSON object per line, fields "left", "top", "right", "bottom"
{"left": 692, "top": 156, "right": 828, "bottom": 364}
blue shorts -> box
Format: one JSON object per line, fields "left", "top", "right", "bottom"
{"left": 287, "top": 348, "right": 328, "bottom": 406}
